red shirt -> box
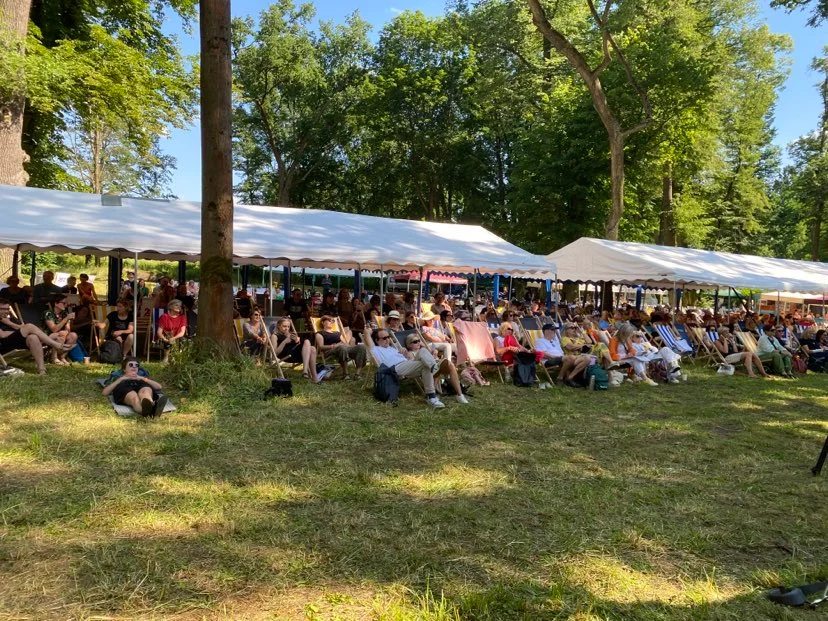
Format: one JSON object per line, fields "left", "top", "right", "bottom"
{"left": 159, "top": 313, "right": 187, "bottom": 335}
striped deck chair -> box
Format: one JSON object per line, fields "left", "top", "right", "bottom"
{"left": 519, "top": 318, "right": 555, "bottom": 384}
{"left": 452, "top": 320, "right": 507, "bottom": 382}
{"left": 686, "top": 326, "right": 719, "bottom": 366}
{"left": 653, "top": 323, "right": 694, "bottom": 356}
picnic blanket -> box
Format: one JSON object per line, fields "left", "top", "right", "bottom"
{"left": 107, "top": 395, "right": 176, "bottom": 417}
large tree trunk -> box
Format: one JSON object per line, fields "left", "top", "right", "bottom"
{"left": 197, "top": 0, "right": 236, "bottom": 350}
{"left": 812, "top": 201, "right": 824, "bottom": 261}
{"left": 658, "top": 161, "right": 676, "bottom": 246}
{"left": 0, "top": 0, "right": 32, "bottom": 187}
{"left": 605, "top": 132, "right": 624, "bottom": 240}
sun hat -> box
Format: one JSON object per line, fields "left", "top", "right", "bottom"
{"left": 421, "top": 310, "right": 436, "bottom": 321}
{"left": 387, "top": 310, "right": 401, "bottom": 319}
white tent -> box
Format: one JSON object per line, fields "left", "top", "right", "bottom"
{"left": 0, "top": 185, "right": 556, "bottom": 276}
{"left": 547, "top": 237, "right": 828, "bottom": 293}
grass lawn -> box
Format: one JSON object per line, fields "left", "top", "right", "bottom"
{"left": 1, "top": 355, "right": 826, "bottom": 620}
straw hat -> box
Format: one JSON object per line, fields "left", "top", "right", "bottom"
{"left": 387, "top": 310, "right": 401, "bottom": 319}
{"left": 421, "top": 310, "right": 436, "bottom": 321}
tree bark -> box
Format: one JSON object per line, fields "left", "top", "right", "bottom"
{"left": 197, "top": 0, "right": 236, "bottom": 349}
{"left": 0, "top": 0, "right": 32, "bottom": 187}
{"left": 659, "top": 161, "right": 676, "bottom": 246}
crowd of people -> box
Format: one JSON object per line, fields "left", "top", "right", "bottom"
{"left": 3, "top": 272, "right": 826, "bottom": 408}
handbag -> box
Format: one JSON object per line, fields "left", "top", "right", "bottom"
{"left": 717, "top": 364, "right": 735, "bottom": 376}
{"left": 264, "top": 377, "right": 293, "bottom": 398}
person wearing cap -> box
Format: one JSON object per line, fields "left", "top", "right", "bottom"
{"left": 156, "top": 299, "right": 188, "bottom": 363}
{"left": 386, "top": 310, "right": 404, "bottom": 332}
{"left": 363, "top": 326, "right": 467, "bottom": 408}
{"left": 420, "top": 310, "right": 455, "bottom": 360}
{"left": 757, "top": 326, "right": 795, "bottom": 378}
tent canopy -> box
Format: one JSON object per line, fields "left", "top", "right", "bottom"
{"left": 547, "top": 238, "right": 828, "bottom": 294}
{"left": 0, "top": 185, "right": 556, "bottom": 276}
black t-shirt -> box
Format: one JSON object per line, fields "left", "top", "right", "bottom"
{"left": 382, "top": 302, "right": 393, "bottom": 315}
{"left": 106, "top": 311, "right": 132, "bottom": 338}
{"left": 286, "top": 298, "right": 309, "bottom": 321}
{"left": 319, "top": 330, "right": 341, "bottom": 346}
{"left": 177, "top": 294, "right": 196, "bottom": 312}
{"left": 0, "top": 287, "right": 28, "bottom": 305}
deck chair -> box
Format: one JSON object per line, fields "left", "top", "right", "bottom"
{"left": 452, "top": 320, "right": 507, "bottom": 382}
{"left": 309, "top": 315, "right": 352, "bottom": 367}
{"left": 687, "top": 326, "right": 719, "bottom": 366}
{"left": 145, "top": 308, "right": 167, "bottom": 361}
{"left": 518, "top": 319, "right": 556, "bottom": 384}
{"left": 1, "top": 306, "right": 36, "bottom": 368}
{"left": 652, "top": 323, "right": 694, "bottom": 356}
{"left": 89, "top": 303, "right": 115, "bottom": 357}
{"left": 16, "top": 303, "right": 45, "bottom": 326}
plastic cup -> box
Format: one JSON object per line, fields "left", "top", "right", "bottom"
{"left": 83, "top": 357, "right": 90, "bottom": 365}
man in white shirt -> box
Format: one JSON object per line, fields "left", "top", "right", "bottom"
{"left": 534, "top": 323, "right": 587, "bottom": 382}
{"left": 364, "top": 327, "right": 468, "bottom": 407}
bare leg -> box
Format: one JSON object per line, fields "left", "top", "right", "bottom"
{"left": 25, "top": 334, "right": 46, "bottom": 374}
{"left": 19, "top": 324, "right": 72, "bottom": 350}
{"left": 558, "top": 356, "right": 574, "bottom": 381}
{"left": 568, "top": 356, "right": 590, "bottom": 380}
{"left": 753, "top": 353, "right": 768, "bottom": 377}
{"left": 123, "top": 334, "right": 134, "bottom": 357}
{"left": 302, "top": 341, "right": 320, "bottom": 382}
{"left": 437, "top": 359, "right": 462, "bottom": 395}
{"left": 60, "top": 332, "right": 78, "bottom": 362}
{"left": 744, "top": 353, "right": 756, "bottom": 377}
{"left": 122, "top": 391, "right": 142, "bottom": 414}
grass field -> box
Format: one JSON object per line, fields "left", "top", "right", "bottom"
{"left": 1, "top": 355, "right": 826, "bottom": 620}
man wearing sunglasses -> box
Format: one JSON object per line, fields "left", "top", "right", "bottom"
{"left": 101, "top": 356, "right": 167, "bottom": 417}
{"left": 363, "top": 327, "right": 468, "bottom": 408}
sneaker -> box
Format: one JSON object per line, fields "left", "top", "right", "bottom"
{"left": 426, "top": 396, "right": 446, "bottom": 408}
{"left": 140, "top": 398, "right": 154, "bottom": 418}
{"left": 644, "top": 378, "right": 659, "bottom": 386}
{"left": 456, "top": 394, "right": 469, "bottom": 405}
{"left": 668, "top": 377, "right": 680, "bottom": 384}
{"left": 152, "top": 396, "right": 169, "bottom": 418}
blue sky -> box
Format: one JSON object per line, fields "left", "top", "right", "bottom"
{"left": 163, "top": 0, "right": 826, "bottom": 201}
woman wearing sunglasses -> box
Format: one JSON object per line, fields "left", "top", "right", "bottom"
{"left": 101, "top": 357, "right": 167, "bottom": 417}
{"left": 242, "top": 310, "right": 268, "bottom": 358}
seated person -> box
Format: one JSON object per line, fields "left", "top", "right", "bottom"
{"left": 156, "top": 299, "right": 188, "bottom": 362}
{"left": 61, "top": 275, "right": 78, "bottom": 295}
{"left": 77, "top": 273, "right": 97, "bottom": 307}
{"left": 757, "top": 326, "right": 795, "bottom": 378}
{"left": 420, "top": 311, "right": 455, "bottom": 360}
{"left": 286, "top": 289, "right": 311, "bottom": 329}
{"left": 243, "top": 310, "right": 268, "bottom": 358}
{"left": 402, "top": 311, "right": 418, "bottom": 331}
{"left": 382, "top": 292, "right": 397, "bottom": 315}
{"left": 336, "top": 289, "right": 353, "bottom": 327}
{"left": 431, "top": 292, "right": 450, "bottom": 314}
{"left": 176, "top": 284, "right": 196, "bottom": 313}
{"left": 0, "top": 275, "right": 30, "bottom": 305}
{"left": 402, "top": 292, "right": 417, "bottom": 315}
{"left": 349, "top": 298, "right": 367, "bottom": 339}
{"left": 320, "top": 291, "right": 338, "bottom": 317}
{"left": 32, "top": 270, "right": 63, "bottom": 306}
{"left": 494, "top": 321, "right": 542, "bottom": 370}
{"left": 386, "top": 310, "right": 404, "bottom": 332}
{"left": 42, "top": 293, "right": 79, "bottom": 365}
{"left": 315, "top": 315, "right": 366, "bottom": 380}
{"left": 153, "top": 277, "right": 176, "bottom": 310}
{"left": 364, "top": 327, "right": 467, "bottom": 408}
{"left": 1, "top": 301, "right": 73, "bottom": 375}
{"left": 798, "top": 328, "right": 828, "bottom": 366}
{"left": 714, "top": 326, "right": 767, "bottom": 378}
{"left": 553, "top": 324, "right": 593, "bottom": 386}
{"left": 608, "top": 323, "right": 658, "bottom": 386}
{"left": 271, "top": 317, "right": 323, "bottom": 382}
{"left": 101, "top": 357, "right": 167, "bottom": 417}
{"left": 102, "top": 301, "right": 135, "bottom": 359}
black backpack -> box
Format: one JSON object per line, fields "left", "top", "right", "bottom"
{"left": 512, "top": 351, "right": 537, "bottom": 387}
{"left": 98, "top": 340, "right": 122, "bottom": 364}
{"left": 373, "top": 364, "right": 400, "bottom": 403}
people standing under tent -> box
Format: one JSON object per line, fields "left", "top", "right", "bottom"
{"left": 77, "top": 273, "right": 98, "bottom": 307}
{"left": 336, "top": 289, "right": 353, "bottom": 327}
{"left": 32, "top": 270, "right": 62, "bottom": 306}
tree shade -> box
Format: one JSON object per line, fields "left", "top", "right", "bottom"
{"left": 547, "top": 238, "right": 828, "bottom": 293}
{"left": 0, "top": 185, "right": 555, "bottom": 276}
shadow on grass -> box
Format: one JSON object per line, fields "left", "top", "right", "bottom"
{"left": 1, "top": 361, "right": 826, "bottom": 618}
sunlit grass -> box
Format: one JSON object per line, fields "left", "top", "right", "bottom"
{"left": 0, "top": 357, "right": 826, "bottom": 619}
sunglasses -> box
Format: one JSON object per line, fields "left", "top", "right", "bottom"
{"left": 408, "top": 339, "right": 421, "bottom": 345}
{"left": 505, "top": 327, "right": 513, "bottom": 331}
{"left": 126, "top": 362, "right": 139, "bottom": 369}
{"left": 378, "top": 335, "right": 390, "bottom": 341}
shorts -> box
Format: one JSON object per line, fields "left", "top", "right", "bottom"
{"left": 0, "top": 329, "right": 28, "bottom": 354}
{"left": 724, "top": 353, "right": 743, "bottom": 364}
{"left": 543, "top": 356, "right": 563, "bottom": 367}
{"left": 280, "top": 341, "right": 303, "bottom": 363}
{"left": 112, "top": 379, "right": 158, "bottom": 405}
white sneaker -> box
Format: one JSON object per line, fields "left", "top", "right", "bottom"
{"left": 456, "top": 394, "right": 469, "bottom": 404}
{"left": 644, "top": 377, "right": 659, "bottom": 386}
{"left": 668, "top": 377, "right": 680, "bottom": 384}
{"left": 427, "top": 396, "right": 446, "bottom": 408}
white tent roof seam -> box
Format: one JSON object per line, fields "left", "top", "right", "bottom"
{"left": 0, "top": 185, "right": 556, "bottom": 277}
{"left": 547, "top": 238, "right": 828, "bottom": 294}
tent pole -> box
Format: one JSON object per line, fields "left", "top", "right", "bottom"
{"left": 30, "top": 251, "right": 36, "bottom": 288}
{"left": 133, "top": 251, "right": 138, "bottom": 357}
{"left": 268, "top": 260, "right": 273, "bottom": 316}
{"left": 418, "top": 266, "right": 425, "bottom": 314}
{"left": 508, "top": 275, "right": 513, "bottom": 301}
{"left": 714, "top": 287, "right": 719, "bottom": 315}
{"left": 379, "top": 264, "right": 384, "bottom": 305}
{"left": 776, "top": 290, "right": 780, "bottom": 323}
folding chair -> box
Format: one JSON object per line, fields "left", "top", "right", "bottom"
{"left": 652, "top": 323, "right": 694, "bottom": 357}
{"left": 518, "top": 319, "right": 556, "bottom": 384}
{"left": 89, "top": 303, "right": 115, "bottom": 357}
{"left": 687, "top": 326, "right": 719, "bottom": 366}
{"left": 452, "top": 320, "right": 507, "bottom": 382}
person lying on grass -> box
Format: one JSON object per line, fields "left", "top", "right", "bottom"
{"left": 0, "top": 301, "right": 74, "bottom": 375}
{"left": 101, "top": 357, "right": 167, "bottom": 417}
